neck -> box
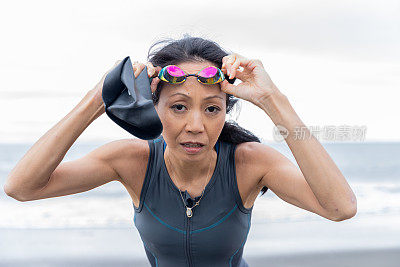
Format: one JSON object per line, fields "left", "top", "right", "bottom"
{"left": 164, "top": 146, "right": 217, "bottom": 188}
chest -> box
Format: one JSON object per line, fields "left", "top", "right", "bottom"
{"left": 124, "top": 141, "right": 263, "bottom": 211}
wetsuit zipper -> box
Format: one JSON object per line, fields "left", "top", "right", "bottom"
{"left": 186, "top": 216, "right": 193, "bottom": 266}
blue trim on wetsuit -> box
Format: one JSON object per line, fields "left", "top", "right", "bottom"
{"left": 144, "top": 202, "right": 186, "bottom": 234}
{"left": 191, "top": 204, "right": 238, "bottom": 234}
{"left": 142, "top": 202, "right": 239, "bottom": 235}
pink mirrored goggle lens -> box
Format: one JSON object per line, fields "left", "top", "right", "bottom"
{"left": 166, "top": 65, "right": 185, "bottom": 77}
{"left": 198, "top": 66, "right": 218, "bottom": 78}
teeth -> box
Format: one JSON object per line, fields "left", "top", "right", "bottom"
{"left": 183, "top": 143, "right": 201, "bottom": 147}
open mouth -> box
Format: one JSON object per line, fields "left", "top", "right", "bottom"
{"left": 180, "top": 143, "right": 205, "bottom": 148}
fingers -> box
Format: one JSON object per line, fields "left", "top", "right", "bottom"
{"left": 150, "top": 65, "right": 162, "bottom": 93}
{"left": 150, "top": 77, "right": 161, "bottom": 94}
{"left": 229, "top": 59, "right": 241, "bottom": 80}
{"left": 146, "top": 62, "right": 161, "bottom": 78}
{"left": 131, "top": 61, "right": 162, "bottom": 94}
{"left": 220, "top": 79, "right": 238, "bottom": 98}
{"left": 222, "top": 54, "right": 239, "bottom": 79}
{"left": 132, "top": 62, "right": 146, "bottom": 78}
{"left": 222, "top": 53, "right": 252, "bottom": 79}
{"left": 100, "top": 59, "right": 161, "bottom": 94}
{"left": 131, "top": 60, "right": 161, "bottom": 79}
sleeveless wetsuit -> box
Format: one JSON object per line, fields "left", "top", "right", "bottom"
{"left": 133, "top": 135, "right": 253, "bottom": 267}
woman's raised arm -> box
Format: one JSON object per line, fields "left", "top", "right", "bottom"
{"left": 3, "top": 60, "right": 121, "bottom": 201}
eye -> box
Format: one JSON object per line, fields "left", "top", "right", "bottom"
{"left": 170, "top": 104, "right": 186, "bottom": 113}
{"left": 170, "top": 104, "right": 221, "bottom": 114}
{"left": 206, "top": 106, "right": 221, "bottom": 114}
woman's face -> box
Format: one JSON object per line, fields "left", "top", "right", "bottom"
{"left": 155, "top": 60, "right": 227, "bottom": 160}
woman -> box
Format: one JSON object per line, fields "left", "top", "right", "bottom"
{"left": 4, "top": 35, "right": 357, "bottom": 267}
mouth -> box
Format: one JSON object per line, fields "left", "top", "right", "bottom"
{"left": 180, "top": 142, "right": 205, "bottom": 147}
{"left": 180, "top": 142, "right": 205, "bottom": 154}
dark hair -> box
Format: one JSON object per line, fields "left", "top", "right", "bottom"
{"left": 147, "top": 34, "right": 268, "bottom": 196}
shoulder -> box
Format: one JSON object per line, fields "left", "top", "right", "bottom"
{"left": 234, "top": 141, "right": 280, "bottom": 184}
{"left": 84, "top": 138, "right": 150, "bottom": 206}
{"left": 234, "top": 141, "right": 270, "bottom": 164}
{"left": 104, "top": 138, "right": 150, "bottom": 183}
{"left": 105, "top": 138, "right": 151, "bottom": 203}
{"left": 227, "top": 141, "right": 277, "bottom": 207}
{"left": 103, "top": 138, "right": 149, "bottom": 161}
{"left": 234, "top": 141, "right": 263, "bottom": 164}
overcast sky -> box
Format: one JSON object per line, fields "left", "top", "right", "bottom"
{"left": 0, "top": 0, "right": 399, "bottom": 143}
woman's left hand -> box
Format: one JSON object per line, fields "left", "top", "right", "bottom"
{"left": 220, "top": 53, "right": 280, "bottom": 108}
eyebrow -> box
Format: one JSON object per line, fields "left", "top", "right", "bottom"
{"left": 170, "top": 92, "right": 224, "bottom": 100}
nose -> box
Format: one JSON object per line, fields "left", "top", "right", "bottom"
{"left": 185, "top": 110, "right": 205, "bottom": 133}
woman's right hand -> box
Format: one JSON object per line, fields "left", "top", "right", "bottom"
{"left": 90, "top": 60, "right": 162, "bottom": 112}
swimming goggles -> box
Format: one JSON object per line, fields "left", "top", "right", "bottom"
{"left": 158, "top": 65, "right": 225, "bottom": 85}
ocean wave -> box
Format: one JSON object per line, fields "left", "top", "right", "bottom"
{"left": 1, "top": 181, "right": 399, "bottom": 229}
